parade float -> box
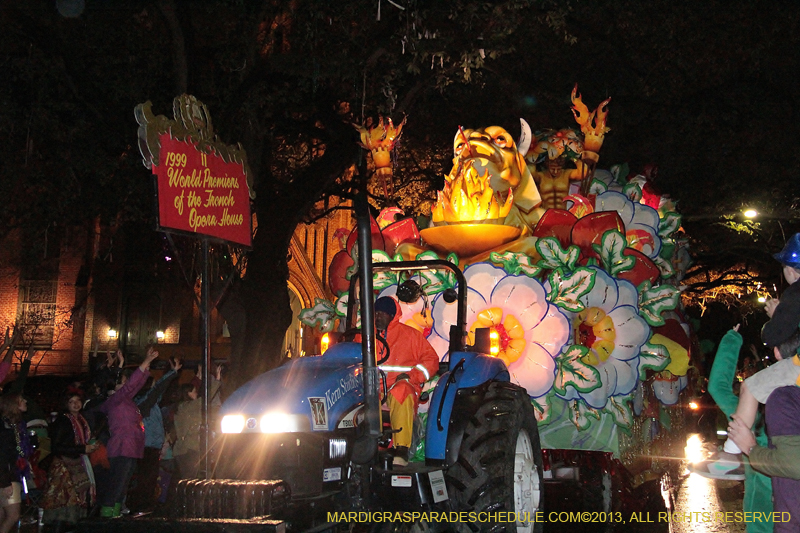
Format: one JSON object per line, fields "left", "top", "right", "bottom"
{"left": 300, "top": 86, "right": 694, "bottom": 512}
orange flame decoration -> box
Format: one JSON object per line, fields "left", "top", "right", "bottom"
{"left": 570, "top": 84, "right": 611, "bottom": 154}
{"left": 354, "top": 116, "right": 407, "bottom": 171}
{"left": 431, "top": 161, "right": 514, "bottom": 223}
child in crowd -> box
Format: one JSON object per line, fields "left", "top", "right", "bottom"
{"left": 693, "top": 233, "right": 800, "bottom": 480}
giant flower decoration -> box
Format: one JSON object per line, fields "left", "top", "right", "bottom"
{"left": 552, "top": 267, "right": 650, "bottom": 409}
{"left": 428, "top": 263, "right": 570, "bottom": 398}
{"left": 594, "top": 191, "right": 662, "bottom": 259}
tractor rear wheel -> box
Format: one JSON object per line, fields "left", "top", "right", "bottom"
{"left": 446, "top": 381, "right": 544, "bottom": 533}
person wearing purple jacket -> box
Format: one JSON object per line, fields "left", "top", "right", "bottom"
{"left": 97, "top": 347, "right": 159, "bottom": 518}
{"left": 729, "top": 384, "right": 800, "bottom": 532}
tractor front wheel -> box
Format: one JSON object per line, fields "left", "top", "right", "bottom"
{"left": 446, "top": 381, "right": 544, "bottom": 533}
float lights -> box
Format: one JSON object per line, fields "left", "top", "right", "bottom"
{"left": 156, "top": 330, "right": 165, "bottom": 341}
{"left": 320, "top": 333, "right": 331, "bottom": 354}
{"left": 107, "top": 328, "right": 118, "bottom": 339}
{"left": 489, "top": 329, "right": 500, "bottom": 356}
{"left": 743, "top": 209, "right": 758, "bottom": 218}
{"left": 758, "top": 296, "right": 767, "bottom": 303}
{"left": 689, "top": 401, "right": 699, "bottom": 410}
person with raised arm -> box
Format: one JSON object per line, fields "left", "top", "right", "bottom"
{"left": 96, "top": 347, "right": 159, "bottom": 518}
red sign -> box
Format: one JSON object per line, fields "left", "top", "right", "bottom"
{"left": 153, "top": 134, "right": 252, "bottom": 247}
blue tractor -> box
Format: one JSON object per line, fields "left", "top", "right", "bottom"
{"left": 196, "top": 200, "right": 545, "bottom": 532}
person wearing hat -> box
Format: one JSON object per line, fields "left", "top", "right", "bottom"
{"left": 692, "top": 233, "right": 800, "bottom": 481}
{"left": 373, "top": 296, "right": 439, "bottom": 467}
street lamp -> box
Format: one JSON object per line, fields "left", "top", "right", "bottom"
{"left": 743, "top": 209, "right": 758, "bottom": 218}
{"left": 107, "top": 328, "right": 118, "bottom": 339}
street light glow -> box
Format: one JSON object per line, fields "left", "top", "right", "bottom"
{"left": 743, "top": 209, "right": 758, "bottom": 218}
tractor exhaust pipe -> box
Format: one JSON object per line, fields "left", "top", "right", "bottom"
{"left": 351, "top": 191, "right": 381, "bottom": 463}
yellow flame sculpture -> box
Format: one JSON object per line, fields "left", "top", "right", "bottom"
{"left": 431, "top": 160, "right": 514, "bottom": 223}
{"left": 354, "top": 116, "right": 406, "bottom": 175}
{"left": 570, "top": 85, "right": 611, "bottom": 159}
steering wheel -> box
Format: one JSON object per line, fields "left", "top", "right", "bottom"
{"left": 340, "top": 328, "right": 391, "bottom": 365}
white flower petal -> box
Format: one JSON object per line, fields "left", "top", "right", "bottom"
{"left": 595, "top": 191, "right": 634, "bottom": 225}
{"left": 581, "top": 364, "right": 614, "bottom": 409}
{"left": 507, "top": 343, "right": 557, "bottom": 398}
{"left": 490, "top": 275, "right": 548, "bottom": 330}
{"left": 608, "top": 306, "right": 650, "bottom": 360}
{"left": 615, "top": 279, "right": 639, "bottom": 308}
{"left": 528, "top": 308, "right": 570, "bottom": 357}
{"left": 612, "top": 359, "right": 639, "bottom": 397}
{"left": 633, "top": 204, "right": 660, "bottom": 233}
{"left": 431, "top": 287, "right": 484, "bottom": 341}
{"left": 463, "top": 263, "right": 507, "bottom": 301}
{"left": 582, "top": 268, "right": 619, "bottom": 313}
{"left": 427, "top": 335, "right": 450, "bottom": 361}
{"left": 652, "top": 378, "right": 682, "bottom": 405}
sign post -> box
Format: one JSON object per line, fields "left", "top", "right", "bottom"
{"left": 135, "top": 94, "right": 253, "bottom": 478}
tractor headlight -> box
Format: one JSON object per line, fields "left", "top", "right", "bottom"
{"left": 260, "top": 413, "right": 310, "bottom": 433}
{"left": 221, "top": 415, "right": 245, "bottom": 434}
{"left": 328, "top": 438, "right": 348, "bottom": 460}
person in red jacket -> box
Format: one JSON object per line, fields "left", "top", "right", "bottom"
{"left": 374, "top": 296, "right": 439, "bottom": 466}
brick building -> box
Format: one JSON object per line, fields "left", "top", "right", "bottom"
{"left": 0, "top": 198, "right": 355, "bottom": 377}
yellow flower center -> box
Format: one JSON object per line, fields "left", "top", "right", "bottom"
{"left": 467, "top": 307, "right": 527, "bottom": 367}
{"left": 575, "top": 306, "right": 616, "bottom": 365}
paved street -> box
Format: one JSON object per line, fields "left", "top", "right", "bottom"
{"left": 666, "top": 433, "right": 746, "bottom": 533}
{"left": 17, "top": 433, "right": 750, "bottom": 533}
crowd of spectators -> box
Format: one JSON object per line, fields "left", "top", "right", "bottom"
{"left": 0, "top": 330, "right": 222, "bottom": 533}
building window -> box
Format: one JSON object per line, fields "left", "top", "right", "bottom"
{"left": 18, "top": 279, "right": 58, "bottom": 347}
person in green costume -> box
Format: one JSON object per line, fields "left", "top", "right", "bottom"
{"left": 705, "top": 324, "right": 772, "bottom": 533}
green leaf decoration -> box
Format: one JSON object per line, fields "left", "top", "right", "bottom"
{"left": 344, "top": 245, "right": 360, "bottom": 281}
{"left": 638, "top": 341, "right": 671, "bottom": 380}
{"left": 594, "top": 230, "right": 635, "bottom": 276}
{"left": 610, "top": 163, "right": 630, "bottom": 185}
{"left": 490, "top": 251, "right": 542, "bottom": 277}
{"left": 659, "top": 241, "right": 676, "bottom": 262}
{"left": 554, "top": 345, "right": 601, "bottom": 395}
{"left": 569, "top": 399, "right": 600, "bottom": 431}
{"left": 588, "top": 179, "right": 608, "bottom": 195}
{"left": 623, "top": 182, "right": 643, "bottom": 202}
{"left": 535, "top": 237, "right": 580, "bottom": 271}
{"left": 653, "top": 256, "right": 675, "bottom": 279}
{"left": 299, "top": 298, "right": 337, "bottom": 332}
{"left": 334, "top": 293, "right": 349, "bottom": 318}
{"left": 658, "top": 212, "right": 682, "bottom": 239}
{"left": 547, "top": 267, "right": 596, "bottom": 312}
{"left": 531, "top": 394, "right": 552, "bottom": 425}
{"left": 413, "top": 251, "right": 459, "bottom": 295}
{"left": 604, "top": 395, "right": 633, "bottom": 433}
{"left": 371, "top": 250, "right": 402, "bottom": 291}
{"left": 638, "top": 282, "right": 680, "bottom": 327}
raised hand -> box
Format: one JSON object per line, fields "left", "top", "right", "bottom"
{"left": 765, "top": 297, "right": 779, "bottom": 318}
{"left": 145, "top": 347, "right": 159, "bottom": 363}
{"left": 170, "top": 357, "right": 183, "bottom": 372}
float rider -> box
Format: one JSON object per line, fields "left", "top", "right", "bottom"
{"left": 528, "top": 129, "right": 596, "bottom": 211}
{"left": 374, "top": 296, "right": 439, "bottom": 467}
